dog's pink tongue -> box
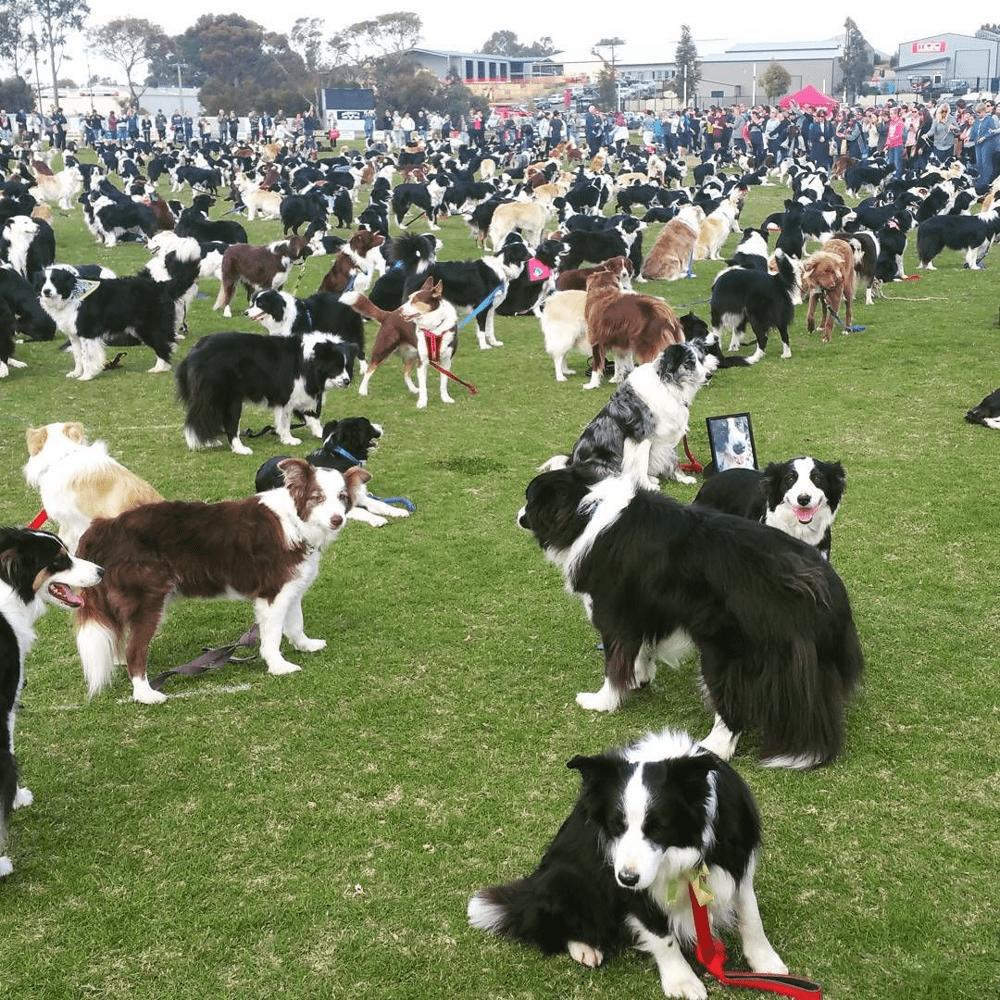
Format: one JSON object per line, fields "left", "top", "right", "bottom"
{"left": 48, "top": 582, "right": 84, "bottom": 608}
{"left": 792, "top": 506, "right": 818, "bottom": 523}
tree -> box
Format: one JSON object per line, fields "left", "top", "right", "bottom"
{"left": 480, "top": 29, "right": 556, "bottom": 56}
{"left": 839, "top": 17, "right": 874, "bottom": 102}
{"left": 673, "top": 25, "right": 700, "bottom": 106}
{"left": 0, "top": 0, "right": 34, "bottom": 80}
{"left": 26, "top": 0, "right": 89, "bottom": 110}
{"left": 592, "top": 36, "right": 624, "bottom": 110}
{"left": 759, "top": 60, "right": 791, "bottom": 101}
{"left": 89, "top": 17, "right": 166, "bottom": 106}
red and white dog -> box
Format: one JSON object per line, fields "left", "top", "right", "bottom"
{"left": 213, "top": 236, "right": 312, "bottom": 318}
{"left": 73, "top": 459, "right": 368, "bottom": 704}
{"left": 342, "top": 277, "right": 459, "bottom": 408}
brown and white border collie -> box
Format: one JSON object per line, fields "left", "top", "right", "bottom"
{"left": 212, "top": 236, "right": 312, "bottom": 318}
{"left": 73, "top": 459, "right": 369, "bottom": 704}
{"left": 342, "top": 277, "right": 459, "bottom": 408}
{"left": 583, "top": 269, "right": 685, "bottom": 389}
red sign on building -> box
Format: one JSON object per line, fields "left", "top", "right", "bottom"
{"left": 912, "top": 41, "right": 947, "bottom": 54}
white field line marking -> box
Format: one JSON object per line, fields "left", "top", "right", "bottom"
{"left": 40, "top": 683, "right": 253, "bottom": 712}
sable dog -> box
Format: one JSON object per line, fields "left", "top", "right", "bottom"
{"left": 802, "top": 238, "right": 856, "bottom": 343}
{"left": 640, "top": 205, "right": 704, "bottom": 280}
{"left": 583, "top": 269, "right": 684, "bottom": 389}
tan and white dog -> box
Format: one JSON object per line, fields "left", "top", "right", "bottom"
{"left": 234, "top": 171, "right": 282, "bottom": 221}
{"left": 23, "top": 422, "right": 164, "bottom": 555}
{"left": 30, "top": 163, "right": 84, "bottom": 211}
{"left": 640, "top": 205, "right": 705, "bottom": 280}
{"left": 694, "top": 199, "right": 743, "bottom": 261}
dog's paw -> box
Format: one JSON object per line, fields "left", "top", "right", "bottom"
{"left": 280, "top": 436, "right": 302, "bottom": 447}
{"left": 659, "top": 970, "right": 707, "bottom": 1000}
{"left": 132, "top": 678, "right": 168, "bottom": 705}
{"left": 13, "top": 787, "right": 33, "bottom": 810}
{"left": 673, "top": 473, "right": 696, "bottom": 486}
{"left": 0, "top": 856, "right": 12, "bottom": 878}
{"left": 745, "top": 945, "right": 787, "bottom": 976}
{"left": 576, "top": 685, "right": 621, "bottom": 712}
{"left": 567, "top": 941, "right": 604, "bottom": 967}
{"left": 291, "top": 637, "right": 325, "bottom": 653}
{"left": 268, "top": 660, "right": 302, "bottom": 675}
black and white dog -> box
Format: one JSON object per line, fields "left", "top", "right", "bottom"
{"left": 469, "top": 728, "right": 788, "bottom": 998}
{"left": 404, "top": 239, "right": 532, "bottom": 350}
{"left": 254, "top": 417, "right": 409, "bottom": 527}
{"left": 517, "top": 468, "right": 864, "bottom": 768}
{"left": 965, "top": 388, "right": 1000, "bottom": 429}
{"left": 542, "top": 341, "right": 718, "bottom": 488}
{"left": 1, "top": 527, "right": 103, "bottom": 877}
{"left": 391, "top": 174, "right": 452, "bottom": 231}
{"left": 176, "top": 331, "right": 358, "bottom": 455}
{"left": 246, "top": 287, "right": 367, "bottom": 362}
{"left": 38, "top": 262, "right": 199, "bottom": 380}
{"left": 710, "top": 249, "right": 802, "bottom": 363}
{"left": 916, "top": 209, "right": 1000, "bottom": 271}
{"left": 694, "top": 457, "right": 846, "bottom": 560}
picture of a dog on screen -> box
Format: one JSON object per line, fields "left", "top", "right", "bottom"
{"left": 706, "top": 412, "right": 757, "bottom": 474}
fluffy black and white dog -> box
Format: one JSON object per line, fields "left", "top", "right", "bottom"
{"left": 254, "top": 417, "right": 409, "bottom": 527}
{"left": 1, "top": 527, "right": 103, "bottom": 877}
{"left": 468, "top": 728, "right": 788, "bottom": 998}
{"left": 38, "top": 262, "right": 199, "bottom": 380}
{"left": 245, "top": 288, "right": 367, "bottom": 362}
{"left": 916, "top": 209, "right": 1000, "bottom": 271}
{"left": 542, "top": 341, "right": 718, "bottom": 488}
{"left": 176, "top": 331, "right": 357, "bottom": 455}
{"left": 694, "top": 457, "right": 846, "bottom": 560}
{"left": 710, "top": 249, "right": 802, "bottom": 363}
{"left": 517, "top": 468, "right": 864, "bottom": 768}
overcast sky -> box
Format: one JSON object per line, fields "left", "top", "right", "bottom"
{"left": 64, "top": 6, "right": 977, "bottom": 74}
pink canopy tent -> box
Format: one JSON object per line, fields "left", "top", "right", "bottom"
{"left": 779, "top": 84, "right": 837, "bottom": 111}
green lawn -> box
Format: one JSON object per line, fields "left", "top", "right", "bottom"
{"left": 0, "top": 151, "right": 995, "bottom": 999}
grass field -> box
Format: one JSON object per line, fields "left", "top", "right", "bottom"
{"left": 0, "top": 150, "right": 996, "bottom": 999}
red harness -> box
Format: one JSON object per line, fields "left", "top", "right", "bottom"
{"left": 421, "top": 327, "right": 477, "bottom": 395}
{"left": 27, "top": 509, "right": 48, "bottom": 530}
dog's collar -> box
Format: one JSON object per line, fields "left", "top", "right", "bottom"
{"left": 326, "top": 444, "right": 363, "bottom": 466}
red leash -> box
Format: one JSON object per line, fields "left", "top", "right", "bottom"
{"left": 422, "top": 329, "right": 477, "bottom": 396}
{"left": 27, "top": 509, "right": 48, "bottom": 529}
{"left": 680, "top": 434, "right": 703, "bottom": 473}
{"left": 688, "top": 883, "right": 822, "bottom": 999}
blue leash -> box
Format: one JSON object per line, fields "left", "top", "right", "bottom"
{"left": 457, "top": 285, "right": 503, "bottom": 328}
{"left": 325, "top": 445, "right": 416, "bottom": 511}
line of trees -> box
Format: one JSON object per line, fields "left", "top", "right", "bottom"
{"left": 0, "top": 7, "right": 496, "bottom": 120}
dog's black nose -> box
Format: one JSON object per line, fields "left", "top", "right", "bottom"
{"left": 617, "top": 870, "right": 640, "bottom": 888}
{"left": 797, "top": 494, "right": 813, "bottom": 506}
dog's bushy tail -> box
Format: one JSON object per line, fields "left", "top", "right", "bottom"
{"left": 340, "top": 290, "right": 390, "bottom": 324}
{"left": 537, "top": 454, "right": 570, "bottom": 472}
{"left": 468, "top": 879, "right": 573, "bottom": 957}
{"left": 175, "top": 354, "right": 223, "bottom": 448}
{"left": 76, "top": 621, "right": 119, "bottom": 698}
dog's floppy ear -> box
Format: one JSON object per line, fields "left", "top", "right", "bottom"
{"left": 64, "top": 422, "right": 87, "bottom": 445}
{"left": 343, "top": 465, "right": 371, "bottom": 507}
{"left": 26, "top": 425, "right": 49, "bottom": 456}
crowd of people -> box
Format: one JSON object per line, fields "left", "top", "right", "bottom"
{"left": 12, "top": 88, "right": 1000, "bottom": 188}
